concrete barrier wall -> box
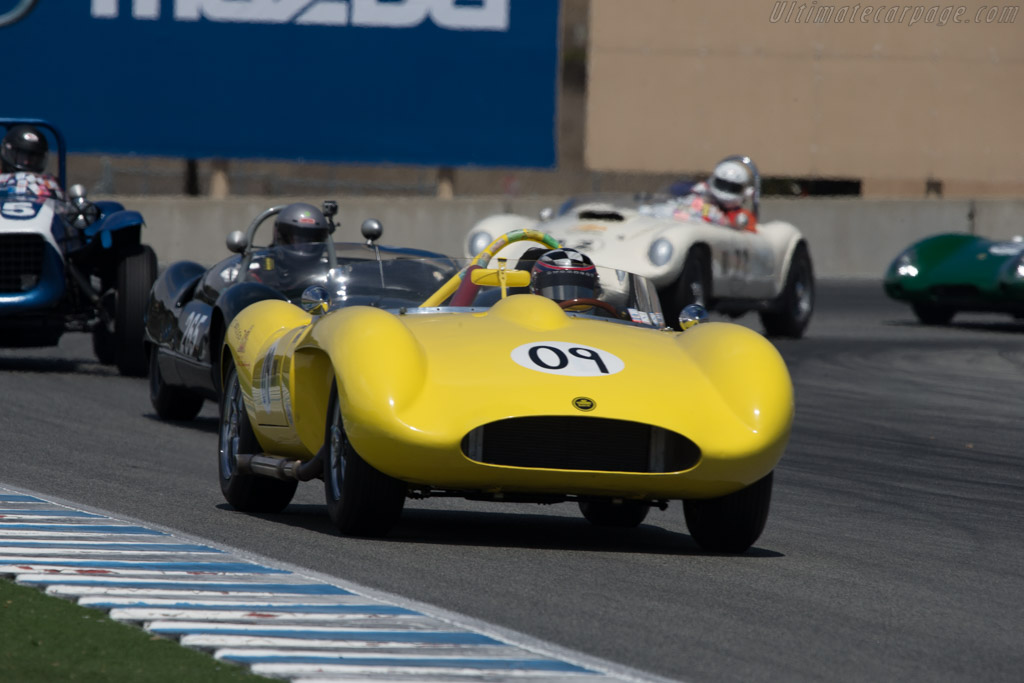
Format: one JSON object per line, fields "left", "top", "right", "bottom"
{"left": 118, "top": 195, "right": 1024, "bottom": 278}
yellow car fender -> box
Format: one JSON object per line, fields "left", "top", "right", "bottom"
{"left": 225, "top": 300, "right": 314, "bottom": 454}
{"left": 225, "top": 300, "right": 312, "bottom": 385}
{"left": 674, "top": 321, "right": 794, "bottom": 438}
{"left": 287, "top": 306, "right": 429, "bottom": 456}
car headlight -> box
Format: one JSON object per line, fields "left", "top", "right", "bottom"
{"left": 648, "top": 238, "right": 673, "bottom": 266}
{"left": 467, "top": 231, "right": 493, "bottom": 257}
{"left": 895, "top": 250, "right": 918, "bottom": 277}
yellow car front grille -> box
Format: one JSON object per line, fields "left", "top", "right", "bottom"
{"left": 461, "top": 416, "right": 701, "bottom": 474}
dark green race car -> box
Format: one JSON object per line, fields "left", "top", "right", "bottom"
{"left": 884, "top": 233, "right": 1024, "bottom": 325}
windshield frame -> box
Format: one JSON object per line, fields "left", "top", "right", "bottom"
{"left": 322, "top": 257, "right": 667, "bottom": 330}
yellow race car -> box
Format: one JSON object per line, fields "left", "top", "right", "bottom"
{"left": 219, "top": 227, "right": 794, "bottom": 553}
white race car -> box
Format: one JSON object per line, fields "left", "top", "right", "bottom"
{"left": 464, "top": 158, "right": 814, "bottom": 337}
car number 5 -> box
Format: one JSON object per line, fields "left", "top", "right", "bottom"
{"left": 1, "top": 201, "right": 35, "bottom": 218}
{"left": 511, "top": 341, "right": 625, "bottom": 377}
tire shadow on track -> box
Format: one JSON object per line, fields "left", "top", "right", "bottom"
{"left": 142, "top": 412, "right": 220, "bottom": 433}
{"left": 214, "top": 503, "right": 784, "bottom": 558}
{"left": 882, "top": 318, "right": 1024, "bottom": 334}
{"left": 0, "top": 355, "right": 115, "bottom": 375}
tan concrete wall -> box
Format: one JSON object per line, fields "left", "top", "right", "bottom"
{"left": 123, "top": 195, "right": 1024, "bottom": 278}
{"left": 586, "top": 0, "right": 1024, "bottom": 196}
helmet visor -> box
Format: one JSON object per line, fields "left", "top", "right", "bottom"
{"left": 5, "top": 148, "right": 45, "bottom": 173}
{"left": 712, "top": 177, "right": 745, "bottom": 195}
{"left": 278, "top": 227, "right": 329, "bottom": 246}
{"left": 536, "top": 283, "right": 596, "bottom": 302}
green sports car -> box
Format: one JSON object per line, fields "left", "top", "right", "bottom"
{"left": 884, "top": 233, "right": 1024, "bottom": 324}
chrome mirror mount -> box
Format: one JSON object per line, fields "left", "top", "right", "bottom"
{"left": 226, "top": 230, "right": 247, "bottom": 254}
{"left": 300, "top": 285, "right": 330, "bottom": 315}
{"left": 68, "top": 184, "right": 88, "bottom": 203}
{"left": 678, "top": 304, "right": 708, "bottom": 331}
{"left": 361, "top": 219, "right": 385, "bottom": 286}
{"left": 361, "top": 218, "right": 383, "bottom": 245}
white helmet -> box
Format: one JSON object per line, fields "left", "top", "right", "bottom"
{"left": 708, "top": 159, "right": 753, "bottom": 210}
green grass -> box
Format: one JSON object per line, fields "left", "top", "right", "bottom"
{"left": 0, "top": 578, "right": 275, "bottom": 682}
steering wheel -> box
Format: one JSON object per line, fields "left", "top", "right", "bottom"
{"left": 420, "top": 228, "right": 561, "bottom": 308}
{"left": 558, "top": 298, "right": 620, "bottom": 317}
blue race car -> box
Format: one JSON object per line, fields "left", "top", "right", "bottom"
{"left": 0, "top": 118, "right": 156, "bottom": 375}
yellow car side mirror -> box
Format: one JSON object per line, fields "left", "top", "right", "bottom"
{"left": 469, "top": 268, "right": 531, "bottom": 288}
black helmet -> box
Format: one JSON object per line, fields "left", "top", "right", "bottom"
{"left": 530, "top": 247, "right": 598, "bottom": 303}
{"left": 273, "top": 203, "right": 330, "bottom": 247}
{"left": 1, "top": 125, "right": 48, "bottom": 173}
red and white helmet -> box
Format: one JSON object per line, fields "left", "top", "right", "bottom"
{"left": 708, "top": 159, "right": 754, "bottom": 210}
{"left": 530, "top": 248, "right": 598, "bottom": 303}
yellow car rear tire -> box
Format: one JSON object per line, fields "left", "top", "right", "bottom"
{"left": 218, "top": 362, "right": 297, "bottom": 513}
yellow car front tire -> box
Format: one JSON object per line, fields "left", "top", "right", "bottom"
{"left": 324, "top": 389, "right": 406, "bottom": 537}
{"left": 683, "top": 471, "right": 774, "bottom": 554}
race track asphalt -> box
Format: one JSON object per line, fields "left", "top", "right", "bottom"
{"left": 1, "top": 279, "right": 1022, "bottom": 683}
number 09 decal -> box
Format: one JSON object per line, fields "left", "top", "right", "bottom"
{"left": 511, "top": 341, "right": 624, "bottom": 377}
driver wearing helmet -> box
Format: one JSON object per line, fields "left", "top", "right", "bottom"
{"left": 273, "top": 202, "right": 331, "bottom": 247}
{"left": 251, "top": 202, "right": 332, "bottom": 292}
{"left": 676, "top": 157, "right": 757, "bottom": 232}
{"left": 530, "top": 247, "right": 608, "bottom": 314}
{"left": 0, "top": 125, "right": 64, "bottom": 200}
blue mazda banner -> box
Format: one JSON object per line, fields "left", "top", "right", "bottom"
{"left": 1, "top": 1, "right": 559, "bottom": 167}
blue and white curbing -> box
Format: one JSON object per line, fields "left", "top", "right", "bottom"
{"left": 0, "top": 488, "right": 672, "bottom": 682}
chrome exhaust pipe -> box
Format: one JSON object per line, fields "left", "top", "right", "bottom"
{"left": 236, "top": 452, "right": 323, "bottom": 482}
